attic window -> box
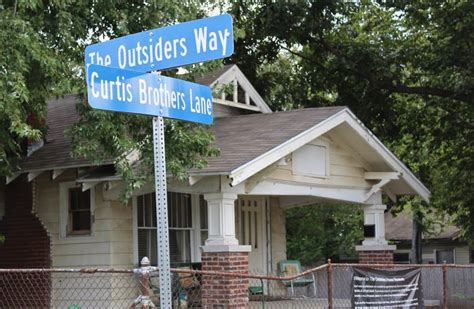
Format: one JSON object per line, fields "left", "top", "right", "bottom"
{"left": 292, "top": 141, "right": 329, "bottom": 178}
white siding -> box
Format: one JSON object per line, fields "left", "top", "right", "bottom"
{"left": 455, "top": 246, "right": 471, "bottom": 264}
{"left": 35, "top": 171, "right": 134, "bottom": 268}
{"left": 267, "top": 135, "right": 371, "bottom": 189}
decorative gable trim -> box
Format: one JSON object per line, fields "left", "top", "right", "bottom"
{"left": 210, "top": 65, "right": 272, "bottom": 113}
{"left": 227, "top": 108, "right": 430, "bottom": 202}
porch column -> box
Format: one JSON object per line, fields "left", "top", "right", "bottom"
{"left": 201, "top": 193, "right": 251, "bottom": 309}
{"left": 356, "top": 204, "right": 396, "bottom": 264}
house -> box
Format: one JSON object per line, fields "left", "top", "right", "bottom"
{"left": 0, "top": 64, "right": 431, "bottom": 306}
{"left": 385, "top": 212, "right": 473, "bottom": 264}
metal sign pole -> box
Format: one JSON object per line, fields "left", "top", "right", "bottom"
{"left": 152, "top": 116, "right": 172, "bottom": 308}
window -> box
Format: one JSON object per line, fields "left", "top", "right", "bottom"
{"left": 137, "top": 193, "right": 157, "bottom": 265}
{"left": 136, "top": 192, "right": 195, "bottom": 265}
{"left": 168, "top": 192, "right": 192, "bottom": 263}
{"left": 436, "top": 249, "right": 454, "bottom": 264}
{"left": 59, "top": 182, "right": 95, "bottom": 238}
{"left": 68, "top": 187, "right": 91, "bottom": 235}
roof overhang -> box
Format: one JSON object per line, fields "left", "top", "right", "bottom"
{"left": 198, "top": 108, "right": 430, "bottom": 202}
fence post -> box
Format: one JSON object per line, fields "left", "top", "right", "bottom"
{"left": 327, "top": 259, "right": 333, "bottom": 309}
{"left": 132, "top": 257, "right": 156, "bottom": 308}
{"left": 442, "top": 262, "right": 448, "bottom": 309}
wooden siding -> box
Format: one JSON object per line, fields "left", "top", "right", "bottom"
{"left": 455, "top": 246, "right": 471, "bottom": 264}
{"left": 396, "top": 244, "right": 471, "bottom": 264}
{"left": 35, "top": 171, "right": 134, "bottom": 268}
{"left": 266, "top": 135, "right": 371, "bottom": 189}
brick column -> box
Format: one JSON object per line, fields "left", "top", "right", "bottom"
{"left": 356, "top": 204, "right": 395, "bottom": 264}
{"left": 201, "top": 251, "right": 250, "bottom": 308}
{"left": 358, "top": 250, "right": 394, "bottom": 264}
{"left": 201, "top": 193, "right": 251, "bottom": 308}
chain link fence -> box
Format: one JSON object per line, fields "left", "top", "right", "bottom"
{"left": 1, "top": 261, "right": 473, "bottom": 308}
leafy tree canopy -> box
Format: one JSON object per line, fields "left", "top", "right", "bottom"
{"left": 0, "top": 1, "right": 221, "bottom": 201}
{"left": 228, "top": 1, "right": 473, "bottom": 246}
{"left": 286, "top": 204, "right": 363, "bottom": 265}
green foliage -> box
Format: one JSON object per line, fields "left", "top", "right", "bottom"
{"left": 0, "top": 3, "right": 74, "bottom": 175}
{"left": 1, "top": 1, "right": 221, "bottom": 202}
{"left": 286, "top": 204, "right": 363, "bottom": 265}
{"left": 69, "top": 99, "right": 219, "bottom": 202}
{"left": 229, "top": 1, "right": 474, "bottom": 243}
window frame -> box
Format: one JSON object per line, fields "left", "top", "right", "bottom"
{"left": 133, "top": 192, "right": 207, "bottom": 266}
{"left": 435, "top": 249, "right": 455, "bottom": 264}
{"left": 59, "top": 181, "right": 95, "bottom": 239}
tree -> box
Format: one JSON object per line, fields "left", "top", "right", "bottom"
{"left": 228, "top": 1, "right": 474, "bottom": 245}
{"left": 286, "top": 204, "right": 363, "bottom": 265}
{"left": 0, "top": 1, "right": 221, "bottom": 201}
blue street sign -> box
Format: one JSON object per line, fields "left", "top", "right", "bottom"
{"left": 85, "top": 14, "right": 233, "bottom": 72}
{"left": 87, "top": 64, "right": 213, "bottom": 124}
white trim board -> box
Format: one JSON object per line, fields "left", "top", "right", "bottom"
{"left": 229, "top": 109, "right": 348, "bottom": 186}
{"left": 247, "top": 180, "right": 371, "bottom": 204}
{"left": 210, "top": 65, "right": 272, "bottom": 113}
{"left": 228, "top": 108, "right": 430, "bottom": 202}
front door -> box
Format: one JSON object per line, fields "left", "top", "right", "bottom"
{"left": 237, "top": 196, "right": 267, "bottom": 275}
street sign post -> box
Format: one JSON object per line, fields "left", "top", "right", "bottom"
{"left": 84, "top": 14, "right": 233, "bottom": 309}
{"left": 87, "top": 64, "right": 213, "bottom": 124}
{"left": 85, "top": 14, "right": 233, "bottom": 72}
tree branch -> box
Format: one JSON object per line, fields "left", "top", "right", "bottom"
{"left": 383, "top": 84, "right": 471, "bottom": 103}
{"left": 316, "top": 34, "right": 472, "bottom": 104}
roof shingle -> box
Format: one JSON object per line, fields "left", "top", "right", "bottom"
{"left": 19, "top": 94, "right": 90, "bottom": 172}
{"left": 192, "top": 106, "right": 346, "bottom": 174}
{"left": 19, "top": 95, "right": 346, "bottom": 175}
{"left": 385, "top": 212, "right": 460, "bottom": 241}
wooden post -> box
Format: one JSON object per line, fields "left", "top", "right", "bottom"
{"left": 442, "top": 262, "right": 448, "bottom": 309}
{"left": 327, "top": 259, "right": 333, "bottom": 309}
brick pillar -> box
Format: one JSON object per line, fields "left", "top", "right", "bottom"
{"left": 201, "top": 251, "right": 249, "bottom": 308}
{"left": 358, "top": 250, "right": 394, "bottom": 264}
{"left": 201, "top": 193, "right": 251, "bottom": 308}
{"left": 356, "top": 204, "right": 395, "bottom": 264}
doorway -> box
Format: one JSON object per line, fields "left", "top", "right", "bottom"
{"left": 237, "top": 196, "right": 268, "bottom": 275}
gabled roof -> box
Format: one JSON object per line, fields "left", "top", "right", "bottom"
{"left": 195, "top": 64, "right": 272, "bottom": 113}
{"left": 385, "top": 212, "right": 461, "bottom": 241}
{"left": 17, "top": 65, "right": 262, "bottom": 173}
{"left": 17, "top": 96, "right": 430, "bottom": 202}
{"left": 194, "top": 64, "right": 235, "bottom": 86}
{"left": 190, "top": 107, "right": 430, "bottom": 202}
{"left": 13, "top": 65, "right": 430, "bottom": 203}
{"left": 191, "top": 106, "right": 345, "bottom": 174}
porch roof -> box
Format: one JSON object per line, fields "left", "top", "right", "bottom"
{"left": 190, "top": 106, "right": 345, "bottom": 174}
{"left": 16, "top": 95, "right": 430, "bottom": 202}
